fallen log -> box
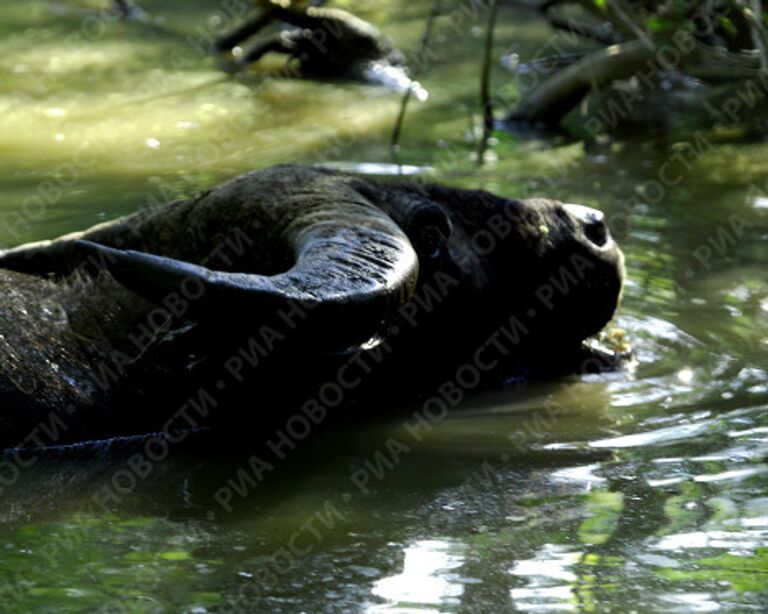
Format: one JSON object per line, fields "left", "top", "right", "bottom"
{"left": 505, "top": 40, "right": 653, "bottom": 125}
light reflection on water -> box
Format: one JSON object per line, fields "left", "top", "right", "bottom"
{"left": 370, "top": 540, "right": 465, "bottom": 612}
{"left": 0, "top": 0, "right": 767, "bottom": 612}
{"left": 509, "top": 545, "right": 582, "bottom": 611}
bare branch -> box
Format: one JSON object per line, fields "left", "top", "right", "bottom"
{"left": 506, "top": 40, "right": 653, "bottom": 124}
{"left": 478, "top": 0, "right": 500, "bottom": 166}
{"left": 687, "top": 41, "right": 764, "bottom": 81}
{"left": 747, "top": 0, "right": 768, "bottom": 72}
{"left": 390, "top": 0, "right": 442, "bottom": 162}
{"left": 543, "top": 11, "right": 618, "bottom": 45}
{"left": 607, "top": 0, "right": 653, "bottom": 50}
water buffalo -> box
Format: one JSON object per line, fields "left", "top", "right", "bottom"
{"left": 214, "top": 2, "right": 425, "bottom": 97}
{"left": 0, "top": 165, "right": 624, "bottom": 449}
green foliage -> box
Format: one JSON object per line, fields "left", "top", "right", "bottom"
{"left": 0, "top": 514, "right": 222, "bottom": 612}
{"left": 659, "top": 482, "right": 705, "bottom": 536}
{"left": 647, "top": 16, "right": 672, "bottom": 33}
{"left": 719, "top": 15, "right": 739, "bottom": 35}
{"left": 578, "top": 491, "right": 624, "bottom": 545}
{"left": 658, "top": 549, "right": 768, "bottom": 593}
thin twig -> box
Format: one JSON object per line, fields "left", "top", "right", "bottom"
{"left": 389, "top": 91, "right": 414, "bottom": 164}
{"left": 477, "top": 0, "right": 500, "bottom": 166}
{"left": 112, "top": 0, "right": 147, "bottom": 21}
{"left": 390, "top": 0, "right": 442, "bottom": 164}
{"left": 214, "top": 8, "right": 278, "bottom": 52}
{"left": 608, "top": 0, "right": 653, "bottom": 51}
{"left": 544, "top": 11, "right": 617, "bottom": 46}
{"left": 747, "top": 0, "right": 768, "bottom": 73}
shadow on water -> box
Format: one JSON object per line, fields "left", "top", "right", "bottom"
{"left": 0, "top": 1, "right": 767, "bottom": 612}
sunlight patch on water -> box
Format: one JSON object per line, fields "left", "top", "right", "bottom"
{"left": 44, "top": 108, "right": 66, "bottom": 118}
{"left": 741, "top": 516, "right": 768, "bottom": 527}
{"left": 690, "top": 444, "right": 767, "bottom": 463}
{"left": 0, "top": 74, "right": 407, "bottom": 181}
{"left": 512, "top": 546, "right": 580, "bottom": 583}
{"left": 602, "top": 315, "right": 724, "bottom": 409}
{"left": 370, "top": 539, "right": 465, "bottom": 612}
{"left": 591, "top": 404, "right": 768, "bottom": 500}
{"left": 659, "top": 593, "right": 721, "bottom": 613}
{"left": 509, "top": 545, "right": 582, "bottom": 612}
{"left": 606, "top": 380, "right": 683, "bottom": 408}
{"left": 550, "top": 464, "right": 606, "bottom": 489}
{"left": 14, "top": 42, "right": 149, "bottom": 75}
{"left": 0, "top": 75, "right": 255, "bottom": 172}
{"left": 590, "top": 421, "right": 712, "bottom": 448}
{"left": 319, "top": 162, "right": 434, "bottom": 176}
{"left": 510, "top": 585, "right": 577, "bottom": 611}
{"left": 653, "top": 529, "right": 768, "bottom": 551}
{"left": 728, "top": 425, "right": 768, "bottom": 438}
{"left": 693, "top": 465, "right": 768, "bottom": 483}
{"left": 0, "top": 33, "right": 409, "bottom": 176}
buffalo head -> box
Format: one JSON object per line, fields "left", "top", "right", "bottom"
{"left": 0, "top": 165, "right": 624, "bottom": 447}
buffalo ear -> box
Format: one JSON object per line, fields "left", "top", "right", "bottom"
{"left": 407, "top": 204, "right": 453, "bottom": 259}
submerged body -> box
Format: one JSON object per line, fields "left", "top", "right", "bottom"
{"left": 215, "top": 3, "right": 426, "bottom": 97}
{"left": 0, "top": 165, "right": 624, "bottom": 448}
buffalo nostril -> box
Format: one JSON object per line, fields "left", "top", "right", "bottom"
{"left": 583, "top": 217, "right": 609, "bottom": 247}
{"left": 562, "top": 203, "right": 609, "bottom": 247}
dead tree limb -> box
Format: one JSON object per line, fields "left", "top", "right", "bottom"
{"left": 686, "top": 42, "right": 764, "bottom": 82}
{"left": 390, "top": 0, "right": 442, "bottom": 161}
{"left": 508, "top": 0, "right": 768, "bottom": 128}
{"left": 747, "top": 0, "right": 768, "bottom": 72}
{"left": 214, "top": 1, "right": 326, "bottom": 52}
{"left": 607, "top": 0, "right": 652, "bottom": 48}
{"left": 543, "top": 11, "right": 617, "bottom": 46}
{"left": 478, "top": 0, "right": 500, "bottom": 165}
{"left": 506, "top": 40, "right": 653, "bottom": 124}
{"left": 214, "top": 9, "right": 279, "bottom": 52}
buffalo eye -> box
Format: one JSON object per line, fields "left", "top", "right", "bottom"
{"left": 408, "top": 204, "right": 453, "bottom": 259}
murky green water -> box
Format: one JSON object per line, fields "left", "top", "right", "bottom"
{"left": 1, "top": 1, "right": 767, "bottom": 612}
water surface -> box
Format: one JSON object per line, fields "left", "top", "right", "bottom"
{"left": 1, "top": 1, "right": 767, "bottom": 612}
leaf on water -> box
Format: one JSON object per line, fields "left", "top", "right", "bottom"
{"left": 578, "top": 490, "right": 623, "bottom": 545}
{"left": 159, "top": 551, "right": 192, "bottom": 561}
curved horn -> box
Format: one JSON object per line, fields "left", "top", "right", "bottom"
{"left": 77, "top": 201, "right": 418, "bottom": 352}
